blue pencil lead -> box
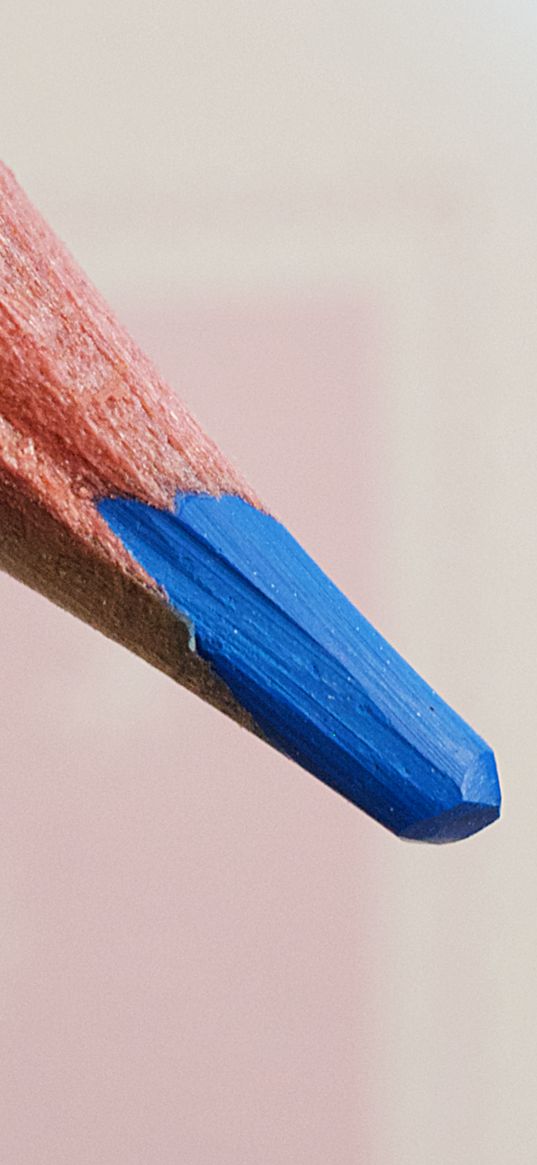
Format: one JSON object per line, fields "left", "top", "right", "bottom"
{"left": 99, "top": 493, "right": 501, "bottom": 844}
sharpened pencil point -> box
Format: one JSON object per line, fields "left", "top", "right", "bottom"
{"left": 99, "top": 492, "right": 501, "bottom": 843}
{"left": 400, "top": 748, "right": 500, "bottom": 842}
{"left": 0, "top": 161, "right": 502, "bottom": 844}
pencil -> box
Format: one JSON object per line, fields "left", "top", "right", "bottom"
{"left": 0, "top": 163, "right": 501, "bottom": 843}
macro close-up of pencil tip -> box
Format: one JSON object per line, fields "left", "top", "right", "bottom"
{"left": 0, "top": 4, "right": 534, "bottom": 1164}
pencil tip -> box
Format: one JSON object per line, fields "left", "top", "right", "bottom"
{"left": 99, "top": 492, "right": 502, "bottom": 845}
{"left": 399, "top": 748, "right": 501, "bottom": 843}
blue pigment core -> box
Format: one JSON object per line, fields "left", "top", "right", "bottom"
{"left": 98, "top": 493, "right": 501, "bottom": 843}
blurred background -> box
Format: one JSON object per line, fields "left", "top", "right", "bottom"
{"left": 0, "top": 3, "right": 535, "bottom": 1162}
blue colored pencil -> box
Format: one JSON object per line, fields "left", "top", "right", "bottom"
{"left": 0, "top": 163, "right": 501, "bottom": 843}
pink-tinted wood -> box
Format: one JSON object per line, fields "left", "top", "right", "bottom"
{"left": 0, "top": 164, "right": 256, "bottom": 579}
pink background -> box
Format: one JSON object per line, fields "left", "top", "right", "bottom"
{"left": 1, "top": 3, "right": 535, "bottom": 1161}
{"left": 0, "top": 299, "right": 385, "bottom": 1163}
